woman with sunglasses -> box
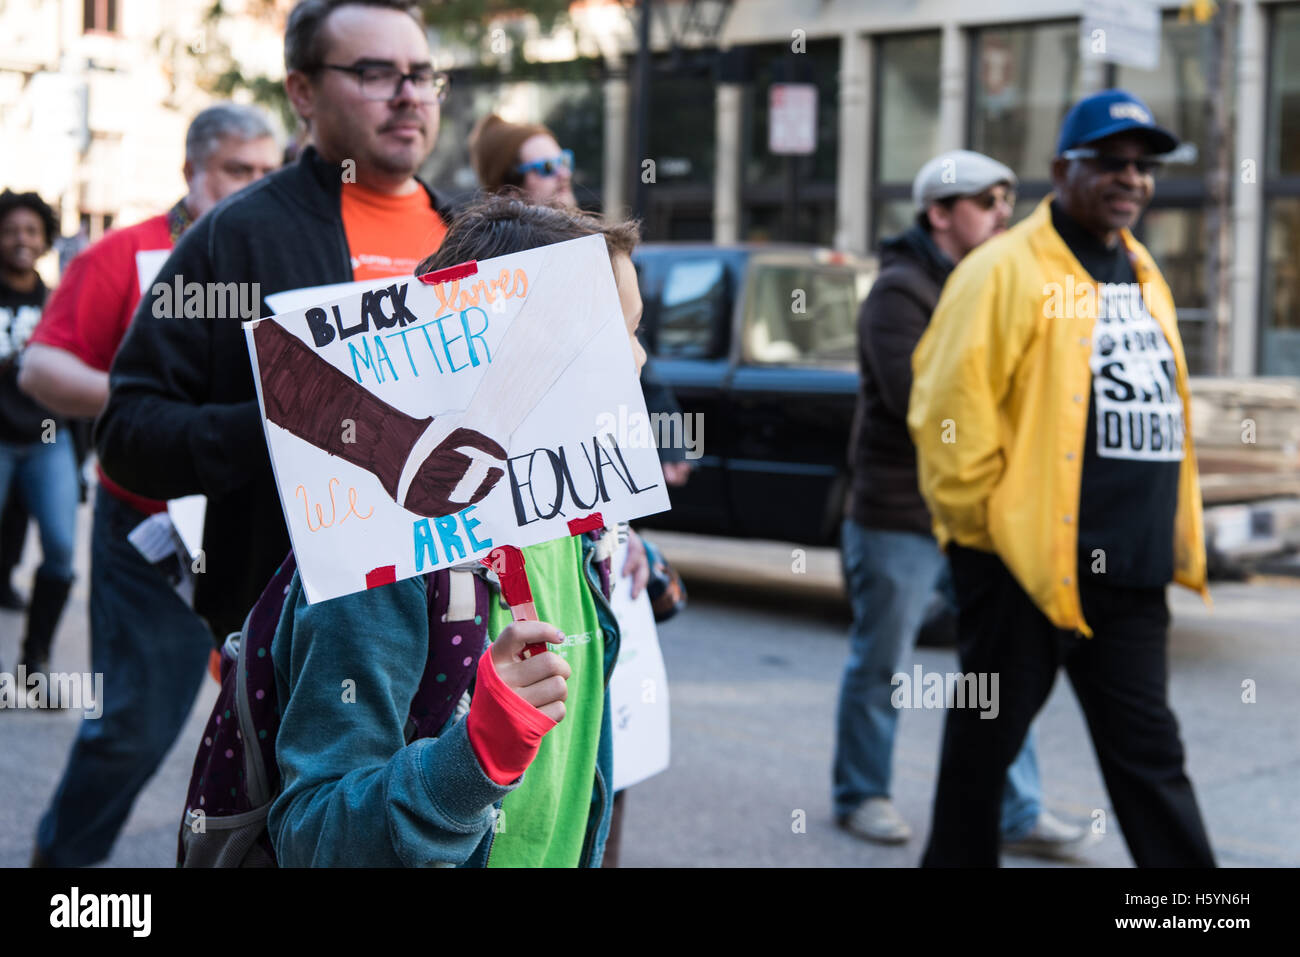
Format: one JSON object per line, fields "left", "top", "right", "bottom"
{"left": 468, "top": 114, "right": 577, "bottom": 209}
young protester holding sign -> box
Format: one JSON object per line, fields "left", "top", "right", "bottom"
{"left": 266, "top": 198, "right": 646, "bottom": 867}
{"left": 469, "top": 113, "right": 686, "bottom": 866}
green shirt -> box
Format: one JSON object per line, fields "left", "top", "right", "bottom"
{"left": 486, "top": 536, "right": 604, "bottom": 868}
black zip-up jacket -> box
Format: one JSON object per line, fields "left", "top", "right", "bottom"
{"left": 97, "top": 146, "right": 455, "bottom": 641}
{"left": 846, "top": 225, "right": 954, "bottom": 535}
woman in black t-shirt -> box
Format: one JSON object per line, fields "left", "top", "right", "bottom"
{"left": 0, "top": 190, "right": 77, "bottom": 680}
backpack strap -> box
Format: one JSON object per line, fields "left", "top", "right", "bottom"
{"left": 404, "top": 566, "right": 490, "bottom": 742}
{"left": 233, "top": 607, "right": 271, "bottom": 807}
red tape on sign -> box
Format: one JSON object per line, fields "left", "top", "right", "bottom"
{"left": 417, "top": 259, "right": 478, "bottom": 286}
{"left": 365, "top": 565, "right": 397, "bottom": 588}
{"left": 567, "top": 512, "right": 604, "bottom": 536}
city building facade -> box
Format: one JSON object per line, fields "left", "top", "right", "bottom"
{"left": 2, "top": 1, "right": 1296, "bottom": 376}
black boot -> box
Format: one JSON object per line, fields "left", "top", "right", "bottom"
{"left": 0, "top": 495, "right": 29, "bottom": 609}
{"left": 0, "top": 577, "right": 23, "bottom": 611}
{"left": 18, "top": 571, "right": 73, "bottom": 675}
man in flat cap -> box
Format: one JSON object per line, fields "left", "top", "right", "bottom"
{"left": 835, "top": 149, "right": 1087, "bottom": 860}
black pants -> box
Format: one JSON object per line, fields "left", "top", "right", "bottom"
{"left": 922, "top": 544, "right": 1215, "bottom": 867}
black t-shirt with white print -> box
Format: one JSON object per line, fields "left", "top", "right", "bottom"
{"left": 0, "top": 275, "right": 53, "bottom": 444}
{"left": 1050, "top": 201, "right": 1183, "bottom": 588}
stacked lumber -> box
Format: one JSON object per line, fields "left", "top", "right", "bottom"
{"left": 1189, "top": 377, "right": 1300, "bottom": 504}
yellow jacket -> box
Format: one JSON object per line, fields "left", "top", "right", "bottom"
{"left": 907, "top": 196, "right": 1208, "bottom": 637}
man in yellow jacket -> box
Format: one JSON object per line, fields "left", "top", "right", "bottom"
{"left": 908, "top": 90, "right": 1214, "bottom": 867}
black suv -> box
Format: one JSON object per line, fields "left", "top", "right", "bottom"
{"left": 632, "top": 243, "right": 877, "bottom": 546}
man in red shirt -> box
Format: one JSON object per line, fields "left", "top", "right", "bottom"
{"left": 18, "top": 103, "right": 279, "bottom": 868}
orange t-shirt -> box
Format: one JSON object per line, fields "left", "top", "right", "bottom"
{"left": 340, "top": 182, "right": 447, "bottom": 281}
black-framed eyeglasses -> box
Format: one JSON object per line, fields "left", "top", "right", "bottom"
{"left": 1060, "top": 148, "right": 1164, "bottom": 176}
{"left": 317, "top": 64, "right": 450, "bottom": 103}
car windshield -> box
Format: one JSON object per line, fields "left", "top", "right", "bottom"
{"left": 744, "top": 263, "right": 868, "bottom": 365}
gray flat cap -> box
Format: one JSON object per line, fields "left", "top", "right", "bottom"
{"left": 913, "top": 149, "right": 1018, "bottom": 211}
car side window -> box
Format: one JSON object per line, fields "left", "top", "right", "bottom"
{"left": 655, "top": 258, "right": 728, "bottom": 359}
{"left": 744, "top": 265, "right": 865, "bottom": 365}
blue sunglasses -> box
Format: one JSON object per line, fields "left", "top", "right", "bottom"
{"left": 514, "top": 149, "right": 574, "bottom": 178}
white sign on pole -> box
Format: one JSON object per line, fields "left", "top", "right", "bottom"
{"left": 769, "top": 83, "right": 818, "bottom": 155}
{"left": 245, "top": 234, "right": 671, "bottom": 605}
{"left": 1081, "top": 0, "right": 1161, "bottom": 71}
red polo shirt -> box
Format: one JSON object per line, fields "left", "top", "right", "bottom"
{"left": 30, "top": 213, "right": 173, "bottom": 514}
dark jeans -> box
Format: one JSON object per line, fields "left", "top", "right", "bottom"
{"left": 922, "top": 544, "right": 1215, "bottom": 868}
{"left": 35, "top": 488, "right": 211, "bottom": 866}
{"left": 834, "top": 520, "right": 1042, "bottom": 837}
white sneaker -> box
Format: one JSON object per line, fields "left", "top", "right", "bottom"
{"left": 1002, "top": 810, "right": 1092, "bottom": 861}
{"left": 838, "top": 797, "right": 912, "bottom": 845}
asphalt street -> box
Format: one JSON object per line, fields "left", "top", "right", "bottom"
{"left": 1, "top": 509, "right": 1297, "bottom": 868}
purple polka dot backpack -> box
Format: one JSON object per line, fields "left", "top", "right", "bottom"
{"left": 177, "top": 551, "right": 490, "bottom": 867}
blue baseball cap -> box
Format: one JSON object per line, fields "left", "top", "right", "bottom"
{"left": 1056, "top": 89, "right": 1179, "bottom": 157}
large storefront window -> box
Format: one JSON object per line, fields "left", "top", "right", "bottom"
{"left": 1116, "top": 13, "right": 1216, "bottom": 373}
{"left": 875, "top": 32, "right": 940, "bottom": 185}
{"left": 1115, "top": 16, "right": 1215, "bottom": 175}
{"left": 1139, "top": 208, "right": 1207, "bottom": 311}
{"left": 1263, "top": 201, "right": 1300, "bottom": 373}
{"left": 872, "top": 32, "right": 940, "bottom": 243}
{"left": 1138, "top": 206, "right": 1211, "bottom": 373}
{"left": 646, "top": 68, "right": 717, "bottom": 188}
{"left": 1269, "top": 5, "right": 1300, "bottom": 177}
{"left": 969, "top": 21, "right": 1082, "bottom": 181}
{"left": 642, "top": 54, "right": 717, "bottom": 240}
{"left": 1263, "top": 6, "right": 1300, "bottom": 374}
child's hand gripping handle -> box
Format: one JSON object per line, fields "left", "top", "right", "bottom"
{"left": 481, "top": 545, "right": 547, "bottom": 658}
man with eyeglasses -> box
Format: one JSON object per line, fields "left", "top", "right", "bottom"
{"left": 836, "top": 149, "right": 1087, "bottom": 861}
{"left": 909, "top": 90, "right": 1214, "bottom": 866}
{"left": 97, "top": 0, "right": 456, "bottom": 646}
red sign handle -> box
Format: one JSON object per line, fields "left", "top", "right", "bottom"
{"left": 481, "top": 545, "right": 547, "bottom": 658}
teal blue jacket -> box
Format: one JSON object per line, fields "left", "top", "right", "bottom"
{"left": 267, "top": 535, "right": 621, "bottom": 867}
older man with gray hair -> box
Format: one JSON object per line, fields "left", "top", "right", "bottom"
{"left": 20, "top": 102, "right": 279, "bottom": 868}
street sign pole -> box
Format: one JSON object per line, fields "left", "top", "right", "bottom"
{"left": 784, "top": 154, "right": 797, "bottom": 239}
{"left": 769, "top": 77, "right": 817, "bottom": 242}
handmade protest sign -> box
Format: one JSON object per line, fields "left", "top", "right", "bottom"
{"left": 244, "top": 234, "right": 671, "bottom": 604}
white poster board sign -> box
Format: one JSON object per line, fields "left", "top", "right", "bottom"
{"left": 608, "top": 537, "right": 671, "bottom": 790}
{"left": 265, "top": 277, "right": 396, "bottom": 315}
{"left": 135, "top": 249, "right": 171, "bottom": 296}
{"left": 244, "top": 234, "right": 671, "bottom": 604}
{"left": 166, "top": 494, "right": 206, "bottom": 560}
